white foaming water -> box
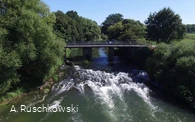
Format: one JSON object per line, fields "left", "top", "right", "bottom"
{"left": 42, "top": 64, "right": 157, "bottom": 122}
{"left": 39, "top": 97, "right": 64, "bottom": 122}
{"left": 75, "top": 82, "right": 85, "bottom": 94}
{"left": 49, "top": 65, "right": 157, "bottom": 122}
{"left": 48, "top": 98, "right": 63, "bottom": 111}
{"left": 51, "top": 66, "right": 155, "bottom": 111}
{"left": 51, "top": 79, "right": 74, "bottom": 96}
{"left": 120, "top": 82, "right": 156, "bottom": 109}
{"left": 27, "top": 94, "right": 48, "bottom": 108}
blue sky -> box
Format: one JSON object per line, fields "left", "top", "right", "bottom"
{"left": 42, "top": 0, "right": 195, "bottom": 25}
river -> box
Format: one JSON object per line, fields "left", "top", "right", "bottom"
{"left": 0, "top": 48, "right": 195, "bottom": 122}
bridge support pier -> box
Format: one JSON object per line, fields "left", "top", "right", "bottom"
{"left": 83, "top": 47, "right": 92, "bottom": 61}
{"left": 108, "top": 47, "right": 114, "bottom": 62}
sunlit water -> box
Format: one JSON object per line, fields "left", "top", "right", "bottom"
{"left": 0, "top": 48, "right": 195, "bottom": 122}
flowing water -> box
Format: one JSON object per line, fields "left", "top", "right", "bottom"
{"left": 0, "top": 48, "right": 195, "bottom": 122}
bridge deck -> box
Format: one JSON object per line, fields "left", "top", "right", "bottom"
{"left": 65, "top": 41, "right": 151, "bottom": 48}
{"left": 65, "top": 44, "right": 148, "bottom": 48}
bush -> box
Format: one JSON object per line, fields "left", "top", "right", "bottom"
{"left": 146, "top": 39, "right": 195, "bottom": 106}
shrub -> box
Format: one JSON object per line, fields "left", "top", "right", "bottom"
{"left": 146, "top": 39, "right": 195, "bottom": 106}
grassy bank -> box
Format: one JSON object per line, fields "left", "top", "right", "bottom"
{"left": 185, "top": 33, "right": 195, "bottom": 40}
{"left": 0, "top": 65, "right": 67, "bottom": 109}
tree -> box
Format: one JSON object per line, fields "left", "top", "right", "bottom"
{"left": 53, "top": 11, "right": 101, "bottom": 42}
{"left": 66, "top": 10, "right": 79, "bottom": 20}
{"left": 107, "top": 22, "right": 123, "bottom": 40}
{"left": 54, "top": 10, "right": 79, "bottom": 42}
{"left": 107, "top": 19, "right": 146, "bottom": 41}
{"left": 145, "top": 7, "right": 186, "bottom": 43}
{"left": 81, "top": 18, "right": 101, "bottom": 41}
{"left": 101, "top": 13, "right": 123, "bottom": 34}
{"left": 0, "top": 0, "right": 65, "bottom": 95}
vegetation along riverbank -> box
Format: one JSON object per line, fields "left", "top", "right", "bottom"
{"left": 0, "top": 0, "right": 195, "bottom": 111}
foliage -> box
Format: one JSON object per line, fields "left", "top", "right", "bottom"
{"left": 0, "top": 88, "right": 23, "bottom": 103}
{"left": 67, "top": 48, "right": 83, "bottom": 58}
{"left": 52, "top": 74, "right": 58, "bottom": 82}
{"left": 107, "top": 21, "right": 123, "bottom": 40}
{"left": 0, "top": 0, "right": 65, "bottom": 95}
{"left": 100, "top": 34, "right": 108, "bottom": 41}
{"left": 145, "top": 7, "right": 186, "bottom": 43}
{"left": 53, "top": 10, "right": 101, "bottom": 42}
{"left": 186, "top": 24, "right": 195, "bottom": 33}
{"left": 146, "top": 39, "right": 195, "bottom": 105}
{"left": 185, "top": 33, "right": 195, "bottom": 40}
{"left": 107, "top": 19, "right": 146, "bottom": 41}
{"left": 101, "top": 13, "right": 123, "bottom": 34}
{"left": 82, "top": 60, "right": 90, "bottom": 65}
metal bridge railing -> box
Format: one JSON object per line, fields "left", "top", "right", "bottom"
{"left": 66, "top": 40, "right": 147, "bottom": 46}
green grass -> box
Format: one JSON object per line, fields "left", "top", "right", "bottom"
{"left": 185, "top": 33, "right": 195, "bottom": 40}
{"left": 52, "top": 74, "right": 59, "bottom": 82}
{"left": 0, "top": 88, "right": 23, "bottom": 105}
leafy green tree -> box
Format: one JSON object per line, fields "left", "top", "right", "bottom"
{"left": 0, "top": 0, "right": 65, "bottom": 95}
{"left": 107, "top": 22, "right": 123, "bottom": 40}
{"left": 100, "top": 34, "right": 108, "bottom": 41}
{"left": 120, "top": 19, "right": 146, "bottom": 40}
{"left": 53, "top": 11, "right": 101, "bottom": 42}
{"left": 101, "top": 13, "right": 123, "bottom": 34}
{"left": 66, "top": 10, "right": 79, "bottom": 20}
{"left": 107, "top": 19, "right": 145, "bottom": 41}
{"left": 145, "top": 7, "right": 186, "bottom": 43}
{"left": 54, "top": 10, "right": 79, "bottom": 42}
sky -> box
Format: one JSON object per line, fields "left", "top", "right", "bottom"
{"left": 42, "top": 0, "right": 195, "bottom": 25}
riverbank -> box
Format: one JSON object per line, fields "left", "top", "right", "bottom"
{"left": 123, "top": 39, "right": 195, "bottom": 110}
{"left": 145, "top": 82, "right": 195, "bottom": 114}
{"left": 1, "top": 48, "right": 195, "bottom": 122}
{"left": 0, "top": 64, "right": 69, "bottom": 111}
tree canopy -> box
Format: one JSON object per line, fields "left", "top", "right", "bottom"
{"left": 145, "top": 7, "right": 186, "bottom": 43}
{"left": 101, "top": 13, "right": 124, "bottom": 34}
{"left": 53, "top": 10, "right": 101, "bottom": 42}
{"left": 107, "top": 19, "right": 146, "bottom": 41}
{"left": 0, "top": 0, "right": 65, "bottom": 95}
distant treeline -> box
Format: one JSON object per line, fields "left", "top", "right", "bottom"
{"left": 186, "top": 24, "right": 195, "bottom": 33}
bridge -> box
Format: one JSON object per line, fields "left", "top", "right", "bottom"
{"left": 65, "top": 41, "right": 153, "bottom": 61}
{"left": 65, "top": 41, "right": 148, "bottom": 48}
